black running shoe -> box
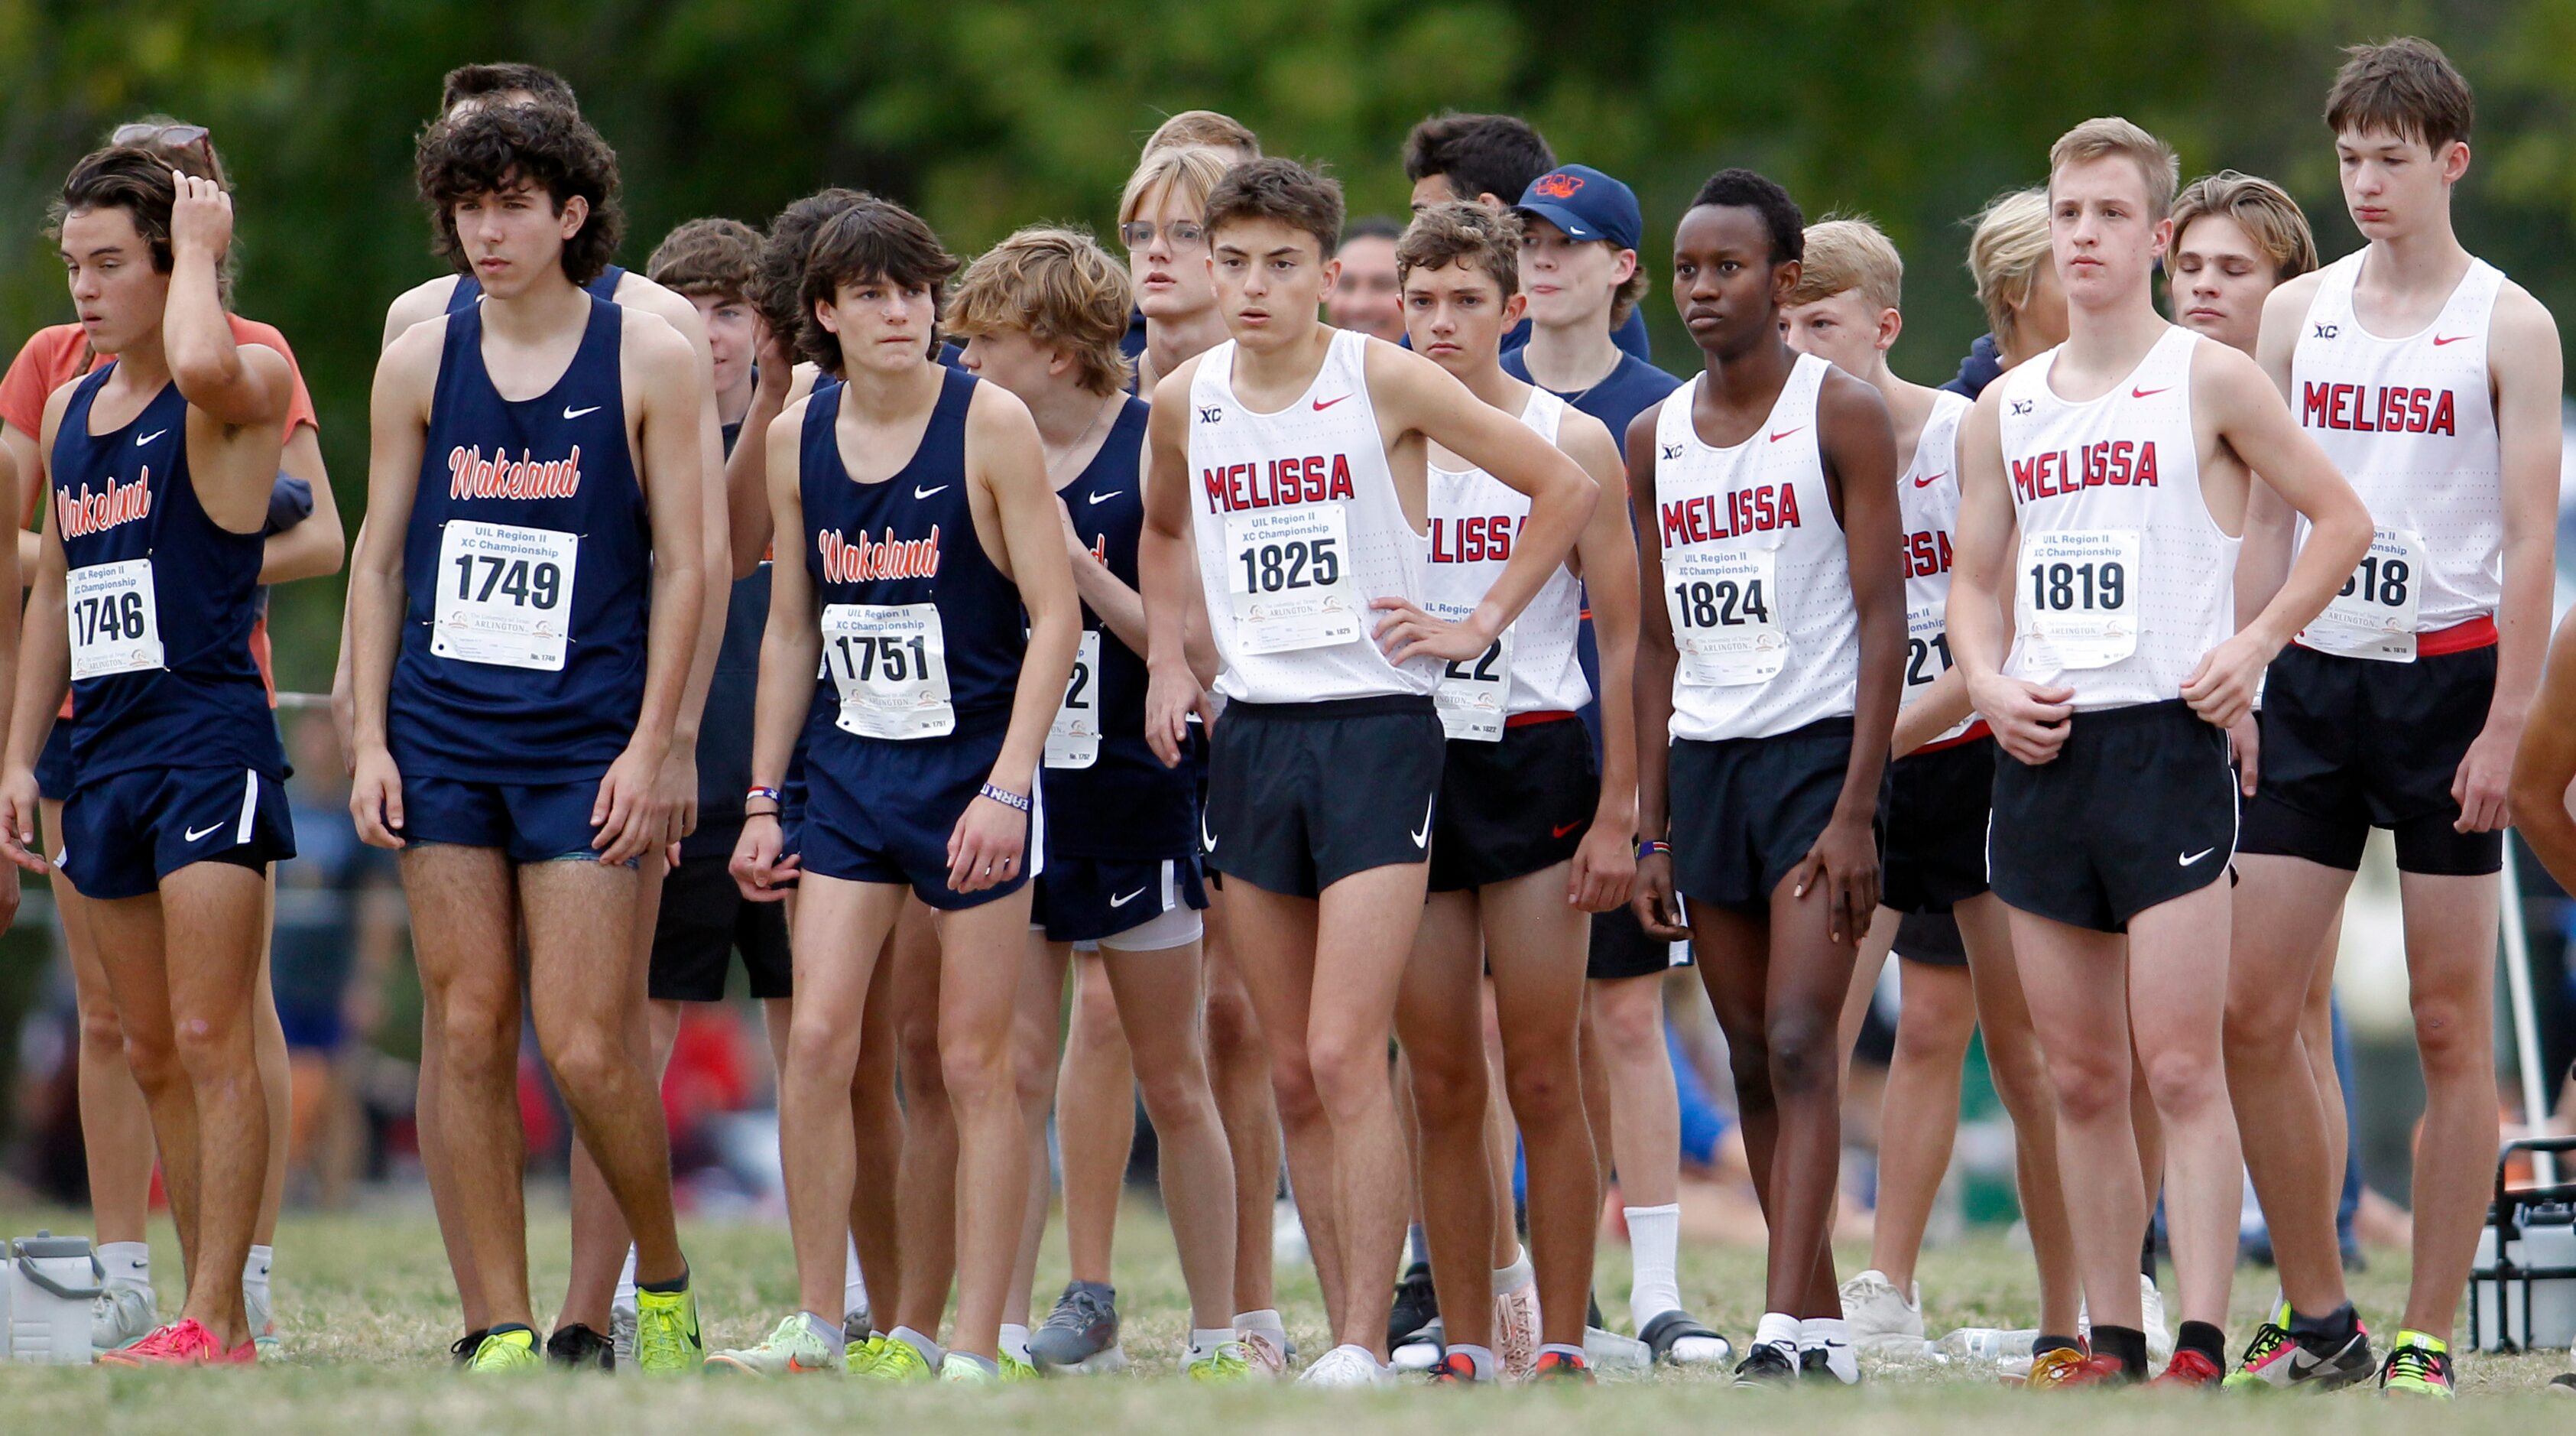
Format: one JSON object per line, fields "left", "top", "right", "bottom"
{"left": 449, "top": 1327, "right": 491, "bottom": 1366}
{"left": 1799, "top": 1344, "right": 1858, "bottom": 1386}
{"left": 1388, "top": 1262, "right": 1439, "bottom": 1349}
{"left": 1735, "top": 1342, "right": 1799, "bottom": 1386}
{"left": 546, "top": 1322, "right": 615, "bottom": 1371}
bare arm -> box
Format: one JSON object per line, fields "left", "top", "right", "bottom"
{"left": 1139, "top": 366, "right": 1214, "bottom": 765}
{"left": 164, "top": 176, "right": 289, "bottom": 437}
{"left": 728, "top": 401, "right": 821, "bottom": 899}
{"left": 1561, "top": 412, "right": 1639, "bottom": 913}
{"left": 1625, "top": 407, "right": 1686, "bottom": 939}
{"left": 1809, "top": 371, "right": 1905, "bottom": 940}
{"left": 2455, "top": 285, "right": 2565, "bottom": 833}
{"left": 1947, "top": 388, "right": 2074, "bottom": 765}
{"left": 623, "top": 282, "right": 728, "bottom": 840}
{"left": 379, "top": 277, "right": 456, "bottom": 353}
{"left": 722, "top": 323, "right": 798, "bottom": 577}
{"left": 259, "top": 427, "right": 346, "bottom": 583}
{"left": 2509, "top": 611, "right": 2576, "bottom": 887}
{"left": 346, "top": 328, "right": 440, "bottom": 847}
{"left": 5, "top": 421, "right": 37, "bottom": 580}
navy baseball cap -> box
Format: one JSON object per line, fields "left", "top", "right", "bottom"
{"left": 1512, "top": 164, "right": 1643, "bottom": 252}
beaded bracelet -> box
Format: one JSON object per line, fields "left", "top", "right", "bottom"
{"left": 979, "top": 783, "right": 1033, "bottom": 814}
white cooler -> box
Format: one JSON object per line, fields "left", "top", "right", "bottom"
{"left": 2468, "top": 1136, "right": 2576, "bottom": 1353}
{"left": 6, "top": 1231, "right": 103, "bottom": 1363}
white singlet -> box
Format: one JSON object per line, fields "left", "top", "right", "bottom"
{"left": 1897, "top": 391, "right": 1976, "bottom": 746}
{"left": 1653, "top": 353, "right": 1857, "bottom": 742}
{"left": 2289, "top": 250, "right": 2504, "bottom": 659}
{"left": 1995, "top": 326, "right": 2238, "bottom": 710}
{"left": 1186, "top": 330, "right": 1436, "bottom": 704}
{"left": 1424, "top": 386, "right": 1590, "bottom": 739}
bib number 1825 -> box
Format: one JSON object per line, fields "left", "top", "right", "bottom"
{"left": 1237, "top": 535, "right": 1341, "bottom": 593}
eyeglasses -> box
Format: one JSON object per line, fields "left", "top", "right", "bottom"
{"left": 112, "top": 123, "right": 216, "bottom": 169}
{"left": 1119, "top": 220, "right": 1206, "bottom": 253}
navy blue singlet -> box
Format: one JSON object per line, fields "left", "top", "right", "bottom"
{"left": 446, "top": 264, "right": 625, "bottom": 314}
{"left": 800, "top": 367, "right": 1025, "bottom": 742}
{"left": 1046, "top": 398, "right": 1190, "bottom": 859}
{"left": 392, "top": 295, "right": 651, "bottom": 781}
{"left": 52, "top": 369, "right": 282, "bottom": 782}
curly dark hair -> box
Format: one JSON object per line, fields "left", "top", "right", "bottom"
{"left": 1402, "top": 114, "right": 1555, "bottom": 205}
{"left": 440, "top": 63, "right": 579, "bottom": 117}
{"left": 753, "top": 188, "right": 871, "bottom": 347}
{"left": 648, "top": 216, "right": 762, "bottom": 302}
{"left": 416, "top": 102, "right": 624, "bottom": 288}
{"left": 796, "top": 198, "right": 959, "bottom": 375}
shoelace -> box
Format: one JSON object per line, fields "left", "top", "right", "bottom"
{"left": 2235, "top": 1322, "right": 2289, "bottom": 1369}
{"left": 1189, "top": 1346, "right": 1248, "bottom": 1380}
{"left": 1043, "top": 1288, "right": 1113, "bottom": 1334}
{"left": 470, "top": 1332, "right": 531, "bottom": 1370}
{"left": 128, "top": 1321, "right": 205, "bottom": 1360}
{"left": 2384, "top": 1346, "right": 2445, "bottom": 1388}
{"left": 635, "top": 1298, "right": 693, "bottom": 1369}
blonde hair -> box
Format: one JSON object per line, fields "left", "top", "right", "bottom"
{"left": 2169, "top": 171, "right": 2319, "bottom": 284}
{"left": 1965, "top": 188, "right": 2052, "bottom": 353}
{"left": 1118, "top": 145, "right": 1236, "bottom": 228}
{"left": 2048, "top": 115, "right": 2182, "bottom": 221}
{"left": 1144, "top": 110, "right": 1260, "bottom": 161}
{"left": 947, "top": 226, "right": 1136, "bottom": 397}
{"left": 1785, "top": 216, "right": 1903, "bottom": 314}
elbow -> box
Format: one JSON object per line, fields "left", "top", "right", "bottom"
{"left": 168, "top": 351, "right": 242, "bottom": 403}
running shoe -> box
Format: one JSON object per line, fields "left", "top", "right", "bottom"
{"left": 2150, "top": 1350, "right": 2222, "bottom": 1388}
{"left": 2547, "top": 1371, "right": 2574, "bottom": 1396}
{"left": 1298, "top": 1343, "right": 1393, "bottom": 1387}
{"left": 1238, "top": 1326, "right": 1290, "bottom": 1378}
{"left": 1391, "top": 1315, "right": 1444, "bottom": 1370}
{"left": 864, "top": 1336, "right": 938, "bottom": 1382}
{"left": 449, "top": 1327, "right": 492, "bottom": 1366}
{"left": 844, "top": 1334, "right": 885, "bottom": 1375}
{"left": 92, "top": 1285, "right": 157, "bottom": 1353}
{"left": 2224, "top": 1302, "right": 2373, "bottom": 1391}
{"left": 462, "top": 1326, "right": 540, "bottom": 1373}
{"left": 1734, "top": 1342, "right": 1799, "bottom": 1386}
{"left": 96, "top": 1318, "right": 255, "bottom": 1368}
{"left": 1800, "top": 1344, "right": 1859, "bottom": 1386}
{"left": 1001, "top": 1350, "right": 1037, "bottom": 1382}
{"left": 2026, "top": 1346, "right": 2093, "bottom": 1387}
{"left": 612, "top": 1295, "right": 637, "bottom": 1369}
{"left": 2029, "top": 1353, "right": 2131, "bottom": 1389}
{"left": 547, "top": 1323, "right": 615, "bottom": 1372}
{"left": 703, "top": 1314, "right": 841, "bottom": 1376}
{"left": 1188, "top": 1340, "right": 1253, "bottom": 1381}
{"left": 1494, "top": 1284, "right": 1540, "bottom": 1378}
{"left": 632, "top": 1283, "right": 703, "bottom": 1373}
{"left": 2376, "top": 1331, "right": 2453, "bottom": 1399}
{"left": 1388, "top": 1262, "right": 1439, "bottom": 1350}
{"left": 1531, "top": 1349, "right": 1595, "bottom": 1382}
{"left": 1838, "top": 1269, "right": 1925, "bottom": 1355}
{"left": 1029, "top": 1281, "right": 1126, "bottom": 1373}
{"left": 1426, "top": 1350, "right": 1485, "bottom": 1386}
{"left": 939, "top": 1356, "right": 999, "bottom": 1385}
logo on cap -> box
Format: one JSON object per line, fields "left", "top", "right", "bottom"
{"left": 1533, "top": 172, "right": 1585, "bottom": 200}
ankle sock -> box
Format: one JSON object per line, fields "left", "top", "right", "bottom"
{"left": 2034, "top": 1331, "right": 2086, "bottom": 1359}
{"left": 2092, "top": 1323, "right": 2148, "bottom": 1379}
{"left": 844, "top": 1233, "right": 868, "bottom": 1323}
{"left": 2288, "top": 1302, "right": 2357, "bottom": 1345}
{"left": 892, "top": 1324, "right": 945, "bottom": 1366}
{"left": 1445, "top": 1343, "right": 1495, "bottom": 1379}
{"left": 614, "top": 1246, "right": 639, "bottom": 1310}
{"left": 801, "top": 1310, "right": 845, "bottom": 1352}
{"left": 1754, "top": 1311, "right": 1799, "bottom": 1353}
{"left": 638, "top": 1265, "right": 689, "bottom": 1295}
{"left": 2177, "top": 1320, "right": 2224, "bottom": 1368}
{"left": 99, "top": 1240, "right": 151, "bottom": 1292}
{"left": 1624, "top": 1204, "right": 1682, "bottom": 1331}
{"left": 1494, "top": 1249, "right": 1534, "bottom": 1294}
{"left": 1234, "top": 1308, "right": 1286, "bottom": 1341}
{"left": 1800, "top": 1316, "right": 1857, "bottom": 1382}
{"left": 1188, "top": 1327, "right": 1237, "bottom": 1363}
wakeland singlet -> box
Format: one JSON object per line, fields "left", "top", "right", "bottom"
{"left": 52, "top": 368, "right": 282, "bottom": 781}
{"left": 802, "top": 366, "right": 1025, "bottom": 742}
{"left": 446, "top": 265, "right": 626, "bottom": 314}
{"left": 1995, "top": 326, "right": 2237, "bottom": 710}
{"left": 2289, "top": 251, "right": 2504, "bottom": 661}
{"left": 1653, "top": 353, "right": 1857, "bottom": 742}
{"left": 1186, "top": 330, "right": 1436, "bottom": 704}
{"left": 1424, "top": 386, "right": 1589, "bottom": 740}
{"left": 392, "top": 295, "right": 651, "bottom": 781}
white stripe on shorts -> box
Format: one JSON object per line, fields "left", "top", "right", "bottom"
{"left": 235, "top": 768, "right": 259, "bottom": 845}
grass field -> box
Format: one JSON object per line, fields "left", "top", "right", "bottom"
{"left": 0, "top": 1194, "right": 2569, "bottom": 1432}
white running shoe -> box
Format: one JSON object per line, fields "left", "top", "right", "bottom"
{"left": 2141, "top": 1275, "right": 2172, "bottom": 1369}
{"left": 244, "top": 1279, "right": 277, "bottom": 1354}
{"left": 92, "top": 1284, "right": 157, "bottom": 1353}
{"left": 1238, "top": 1326, "right": 1291, "bottom": 1379}
{"left": 1494, "top": 1286, "right": 1540, "bottom": 1379}
{"left": 1838, "top": 1269, "right": 1926, "bottom": 1356}
{"left": 1297, "top": 1343, "right": 1392, "bottom": 1387}
{"left": 611, "top": 1292, "right": 638, "bottom": 1371}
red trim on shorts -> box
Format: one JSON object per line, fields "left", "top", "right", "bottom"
{"left": 1910, "top": 718, "right": 1993, "bottom": 754}
{"left": 2294, "top": 613, "right": 2496, "bottom": 658}
{"left": 1505, "top": 710, "right": 1577, "bottom": 729}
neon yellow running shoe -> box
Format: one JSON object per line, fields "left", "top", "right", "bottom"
{"left": 2376, "top": 1330, "right": 2454, "bottom": 1399}
{"left": 865, "top": 1336, "right": 937, "bottom": 1382}
{"left": 2223, "top": 1302, "right": 2292, "bottom": 1391}
{"left": 1188, "top": 1340, "right": 1252, "bottom": 1382}
{"left": 1000, "top": 1350, "right": 1038, "bottom": 1382}
{"left": 704, "top": 1314, "right": 840, "bottom": 1376}
{"left": 634, "top": 1282, "right": 705, "bottom": 1373}
{"left": 939, "top": 1355, "right": 999, "bottom": 1385}
{"left": 846, "top": 1334, "right": 887, "bottom": 1375}
{"left": 468, "top": 1327, "right": 541, "bottom": 1373}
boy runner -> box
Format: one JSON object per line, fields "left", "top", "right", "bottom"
{"left": 1327, "top": 217, "right": 1406, "bottom": 344}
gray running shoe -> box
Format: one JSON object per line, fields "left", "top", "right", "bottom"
{"left": 92, "top": 1285, "right": 157, "bottom": 1353}
{"left": 1027, "top": 1282, "right": 1126, "bottom": 1373}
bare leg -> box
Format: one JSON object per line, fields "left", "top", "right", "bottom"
{"left": 557, "top": 850, "right": 667, "bottom": 1332}
{"left": 1056, "top": 951, "right": 1134, "bottom": 1285}
{"left": 1865, "top": 957, "right": 1976, "bottom": 1291}
{"left": 776, "top": 872, "right": 909, "bottom": 1321}
{"left": 848, "top": 931, "right": 904, "bottom": 1323}
{"left": 403, "top": 847, "right": 527, "bottom": 1329}
{"left": 891, "top": 902, "right": 958, "bottom": 1339}
{"left": 1202, "top": 892, "right": 1278, "bottom": 1317}
{"left": 251, "top": 875, "right": 292, "bottom": 1249}
{"left": 1100, "top": 932, "right": 1238, "bottom": 1332}
{"left": 2010, "top": 908, "right": 2147, "bottom": 1333}
{"left": 1481, "top": 867, "right": 1596, "bottom": 1350}
{"left": 44, "top": 800, "right": 154, "bottom": 1249}
{"left": 1394, "top": 889, "right": 1497, "bottom": 1353}
{"left": 2393, "top": 869, "right": 2500, "bottom": 1343}
{"left": 1005, "top": 937, "right": 1067, "bottom": 1333}
{"left": 2124, "top": 882, "right": 2240, "bottom": 1331}
{"left": 1835, "top": 908, "right": 1900, "bottom": 1077}
{"left": 1481, "top": 989, "right": 1517, "bottom": 1269}
{"left": 1954, "top": 892, "right": 2080, "bottom": 1337}
{"left": 1585, "top": 975, "right": 1679, "bottom": 1207}
{"left": 2301, "top": 912, "right": 2349, "bottom": 1236}
{"left": 932, "top": 890, "right": 1041, "bottom": 1363}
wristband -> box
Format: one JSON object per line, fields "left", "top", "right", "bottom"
{"left": 1637, "top": 839, "right": 1671, "bottom": 859}
{"left": 745, "top": 785, "right": 783, "bottom": 806}
{"left": 978, "top": 782, "right": 1033, "bottom": 814}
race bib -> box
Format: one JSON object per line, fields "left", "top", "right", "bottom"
{"left": 1045, "top": 629, "right": 1104, "bottom": 769}
{"left": 822, "top": 602, "right": 954, "bottom": 739}
{"left": 1223, "top": 504, "right": 1358, "bottom": 655}
{"left": 67, "top": 558, "right": 163, "bottom": 681}
{"left": 1432, "top": 598, "right": 1512, "bottom": 742}
{"left": 1667, "top": 545, "right": 1784, "bottom": 687}
{"left": 1902, "top": 601, "right": 1952, "bottom": 702}
{"left": 2020, "top": 528, "right": 2138, "bottom": 670}
{"left": 2301, "top": 527, "right": 2424, "bottom": 663}
{"left": 433, "top": 521, "right": 579, "bottom": 671}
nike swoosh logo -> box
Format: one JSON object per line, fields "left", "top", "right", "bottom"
{"left": 1552, "top": 821, "right": 1582, "bottom": 838}
{"left": 1913, "top": 472, "right": 1947, "bottom": 489}
{"left": 1087, "top": 490, "right": 1122, "bottom": 505}
{"left": 136, "top": 429, "right": 167, "bottom": 447}
{"left": 1110, "top": 887, "right": 1147, "bottom": 908}
{"left": 183, "top": 822, "right": 227, "bottom": 843}
{"left": 2179, "top": 846, "right": 2214, "bottom": 866}
{"left": 2432, "top": 333, "right": 2471, "bottom": 346}
{"left": 913, "top": 484, "right": 949, "bottom": 499}
{"left": 2130, "top": 386, "right": 2170, "bottom": 399}
{"left": 1312, "top": 395, "right": 1351, "bottom": 411}
{"left": 1769, "top": 427, "right": 1805, "bottom": 443}
{"left": 562, "top": 404, "right": 601, "bottom": 420}
{"left": 1201, "top": 814, "right": 1218, "bottom": 853}
{"left": 1410, "top": 798, "right": 1434, "bottom": 849}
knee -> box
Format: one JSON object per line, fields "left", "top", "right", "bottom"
{"left": 543, "top": 1029, "right": 632, "bottom": 1101}
{"left": 2223, "top": 983, "right": 2300, "bottom": 1055}
{"left": 436, "top": 991, "right": 517, "bottom": 1072}
{"left": 118, "top": 1025, "right": 180, "bottom": 1094}
{"left": 1072, "top": 970, "right": 1122, "bottom": 1038}
{"left": 1265, "top": 1047, "right": 1325, "bottom": 1129}
{"left": 1596, "top": 989, "right": 1663, "bottom": 1052}
{"left": 1134, "top": 1060, "right": 1212, "bottom": 1128}
{"left": 1763, "top": 1011, "right": 1836, "bottom": 1099}
{"left": 1726, "top": 1041, "right": 1773, "bottom": 1111}
{"left": 1303, "top": 1028, "right": 1388, "bottom": 1117}
{"left": 895, "top": 1013, "right": 944, "bottom": 1093}
{"left": 79, "top": 998, "right": 129, "bottom": 1061}
{"left": 1204, "top": 984, "right": 1259, "bottom": 1054}
{"left": 786, "top": 1018, "right": 860, "bottom": 1090}
{"left": 2412, "top": 996, "right": 2487, "bottom": 1076}
{"left": 1404, "top": 1045, "right": 1488, "bottom": 1129}
{"left": 1503, "top": 1058, "right": 1578, "bottom": 1128}
{"left": 939, "top": 1031, "right": 1014, "bottom": 1109}
{"left": 2138, "top": 1046, "right": 2227, "bottom": 1117}
{"left": 1012, "top": 1038, "right": 1059, "bottom": 1116}
{"left": 2046, "top": 1052, "right": 2129, "bottom": 1123}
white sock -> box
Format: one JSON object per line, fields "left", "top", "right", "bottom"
{"left": 1801, "top": 1316, "right": 1857, "bottom": 1382}
{"left": 1754, "top": 1311, "right": 1799, "bottom": 1353}
{"left": 801, "top": 1310, "right": 845, "bottom": 1354}
{"left": 1494, "top": 1248, "right": 1534, "bottom": 1294}
{"left": 615, "top": 1244, "right": 638, "bottom": 1310}
{"left": 99, "top": 1240, "right": 151, "bottom": 1293}
{"left": 1234, "top": 1308, "right": 1286, "bottom": 1340}
{"left": 1624, "top": 1204, "right": 1682, "bottom": 1330}
{"left": 1188, "top": 1327, "right": 1238, "bottom": 1363}
{"left": 844, "top": 1233, "right": 868, "bottom": 1322}
{"left": 1446, "top": 1343, "right": 1496, "bottom": 1379}
{"left": 998, "top": 1323, "right": 1033, "bottom": 1366}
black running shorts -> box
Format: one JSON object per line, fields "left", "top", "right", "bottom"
{"left": 1669, "top": 716, "right": 1885, "bottom": 913}
{"left": 1202, "top": 695, "right": 1445, "bottom": 898}
{"left": 1987, "top": 700, "right": 2235, "bottom": 934}
{"left": 650, "top": 835, "right": 793, "bottom": 1002}
{"left": 1880, "top": 736, "right": 1995, "bottom": 915}
{"left": 1428, "top": 715, "right": 1599, "bottom": 892}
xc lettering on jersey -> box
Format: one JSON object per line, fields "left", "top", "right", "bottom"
{"left": 54, "top": 470, "right": 153, "bottom": 539}
{"left": 1659, "top": 482, "right": 1803, "bottom": 546}
{"left": 1199, "top": 453, "right": 1357, "bottom": 514}
{"left": 2010, "top": 440, "right": 2160, "bottom": 502}
{"left": 2299, "top": 381, "right": 2458, "bottom": 437}
{"left": 818, "top": 525, "right": 943, "bottom": 582}
{"left": 1903, "top": 528, "right": 1955, "bottom": 580}
{"left": 1429, "top": 513, "right": 1523, "bottom": 564}
{"left": 447, "top": 443, "right": 585, "bottom": 501}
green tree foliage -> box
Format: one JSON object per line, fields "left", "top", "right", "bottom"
{"left": 0, "top": 0, "right": 2567, "bottom": 688}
